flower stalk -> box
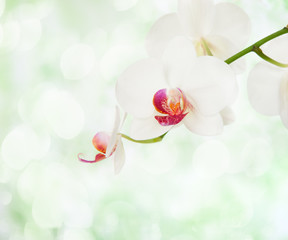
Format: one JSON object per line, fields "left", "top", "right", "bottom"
{"left": 120, "top": 132, "right": 167, "bottom": 144}
{"left": 118, "top": 26, "right": 288, "bottom": 145}
{"left": 253, "top": 47, "right": 288, "bottom": 68}
{"left": 225, "top": 25, "right": 288, "bottom": 66}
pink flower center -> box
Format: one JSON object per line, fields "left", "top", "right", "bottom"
{"left": 153, "top": 88, "right": 190, "bottom": 126}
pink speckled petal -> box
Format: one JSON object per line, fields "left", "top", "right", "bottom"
{"left": 153, "top": 89, "right": 169, "bottom": 114}
{"left": 155, "top": 113, "right": 188, "bottom": 126}
{"left": 95, "top": 153, "right": 107, "bottom": 162}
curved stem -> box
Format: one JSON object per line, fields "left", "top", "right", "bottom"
{"left": 120, "top": 132, "right": 167, "bottom": 144}
{"left": 225, "top": 26, "right": 288, "bottom": 65}
{"left": 253, "top": 47, "right": 288, "bottom": 67}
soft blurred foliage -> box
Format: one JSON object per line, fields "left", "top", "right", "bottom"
{"left": 1, "top": 0, "right": 288, "bottom": 239}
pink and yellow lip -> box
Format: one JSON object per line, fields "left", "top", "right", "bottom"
{"left": 153, "top": 88, "right": 190, "bottom": 126}
{"left": 78, "top": 132, "right": 115, "bottom": 163}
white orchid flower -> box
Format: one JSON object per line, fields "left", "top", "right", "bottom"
{"left": 146, "top": 0, "right": 250, "bottom": 70}
{"left": 116, "top": 37, "right": 237, "bottom": 140}
{"left": 78, "top": 106, "right": 126, "bottom": 174}
{"left": 248, "top": 35, "right": 288, "bottom": 129}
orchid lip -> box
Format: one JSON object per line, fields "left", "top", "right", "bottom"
{"left": 155, "top": 113, "right": 188, "bottom": 126}
{"left": 153, "top": 88, "right": 190, "bottom": 126}
{"left": 77, "top": 153, "right": 107, "bottom": 163}
{"left": 79, "top": 132, "right": 118, "bottom": 164}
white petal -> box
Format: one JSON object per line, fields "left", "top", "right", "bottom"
{"left": 162, "top": 36, "right": 197, "bottom": 85}
{"left": 204, "top": 35, "right": 235, "bottom": 59}
{"left": 280, "top": 77, "right": 288, "bottom": 129}
{"left": 204, "top": 34, "right": 246, "bottom": 74}
{"left": 183, "top": 111, "right": 223, "bottom": 136}
{"left": 220, "top": 107, "right": 235, "bottom": 125}
{"left": 113, "top": 139, "right": 125, "bottom": 174}
{"left": 106, "top": 106, "right": 121, "bottom": 157}
{"left": 262, "top": 34, "right": 288, "bottom": 64}
{"left": 116, "top": 59, "right": 166, "bottom": 118}
{"left": 178, "top": 0, "right": 214, "bottom": 39}
{"left": 247, "top": 62, "right": 284, "bottom": 116}
{"left": 229, "top": 58, "right": 246, "bottom": 75}
{"left": 146, "top": 13, "right": 183, "bottom": 59}
{"left": 211, "top": 2, "right": 251, "bottom": 48}
{"left": 130, "top": 115, "right": 172, "bottom": 140}
{"left": 180, "top": 56, "right": 237, "bottom": 115}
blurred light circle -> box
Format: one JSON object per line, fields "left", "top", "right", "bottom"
{"left": 17, "top": 18, "right": 42, "bottom": 51}
{"left": 241, "top": 138, "right": 272, "bottom": 176}
{"left": 24, "top": 222, "right": 53, "bottom": 240}
{"left": 154, "top": 0, "right": 177, "bottom": 13}
{"left": 32, "top": 163, "right": 69, "bottom": 228}
{"left": 219, "top": 201, "right": 253, "bottom": 228}
{"left": 0, "top": 161, "right": 13, "bottom": 183}
{"left": 60, "top": 43, "right": 96, "bottom": 80}
{"left": 0, "top": 0, "right": 5, "bottom": 17}
{"left": 112, "top": 23, "right": 142, "bottom": 44}
{"left": 34, "top": 89, "right": 84, "bottom": 139}
{"left": 32, "top": 191, "right": 63, "bottom": 228}
{"left": 1, "top": 125, "right": 50, "bottom": 170}
{"left": 0, "top": 24, "right": 2, "bottom": 46}
{"left": 62, "top": 229, "right": 94, "bottom": 240}
{"left": 62, "top": 200, "right": 93, "bottom": 228}
{"left": 113, "top": 0, "right": 138, "bottom": 11}
{"left": 0, "top": 19, "right": 20, "bottom": 51}
{"left": 16, "top": 2, "right": 53, "bottom": 20}
{"left": 8, "top": 233, "right": 25, "bottom": 240}
{"left": 138, "top": 144, "right": 177, "bottom": 175}
{"left": 32, "top": 162, "right": 90, "bottom": 228}
{"left": 169, "top": 235, "right": 197, "bottom": 240}
{"left": 85, "top": 28, "right": 108, "bottom": 54}
{"left": 192, "top": 140, "right": 230, "bottom": 179}
{"left": 0, "top": 191, "right": 12, "bottom": 205}
{"left": 100, "top": 44, "right": 143, "bottom": 80}
{"left": 17, "top": 161, "right": 44, "bottom": 203}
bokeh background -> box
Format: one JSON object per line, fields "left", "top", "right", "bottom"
{"left": 1, "top": 0, "right": 288, "bottom": 239}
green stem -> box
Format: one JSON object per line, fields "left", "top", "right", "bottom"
{"left": 225, "top": 26, "right": 288, "bottom": 65}
{"left": 254, "top": 47, "right": 288, "bottom": 67}
{"left": 120, "top": 132, "right": 167, "bottom": 144}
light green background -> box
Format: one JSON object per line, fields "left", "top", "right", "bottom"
{"left": 1, "top": 0, "right": 288, "bottom": 239}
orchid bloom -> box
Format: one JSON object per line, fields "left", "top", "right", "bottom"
{"left": 247, "top": 35, "right": 288, "bottom": 129}
{"left": 116, "top": 37, "right": 237, "bottom": 140}
{"left": 78, "top": 107, "right": 126, "bottom": 174}
{"left": 146, "top": 0, "right": 250, "bottom": 70}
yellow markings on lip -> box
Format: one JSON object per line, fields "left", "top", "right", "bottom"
{"left": 153, "top": 88, "right": 190, "bottom": 126}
